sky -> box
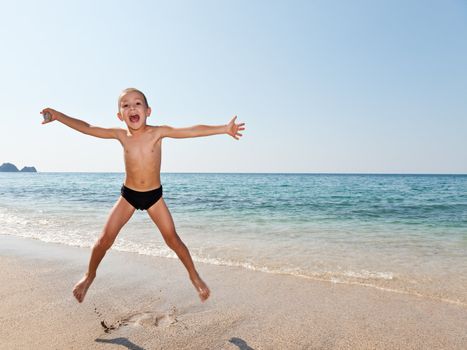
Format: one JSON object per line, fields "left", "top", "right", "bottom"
{"left": 1, "top": 0, "right": 466, "bottom": 173}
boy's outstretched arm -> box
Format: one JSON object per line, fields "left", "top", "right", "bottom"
{"left": 160, "top": 116, "right": 245, "bottom": 140}
{"left": 41, "top": 108, "right": 120, "bottom": 139}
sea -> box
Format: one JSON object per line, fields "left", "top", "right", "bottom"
{"left": 1, "top": 173, "right": 466, "bottom": 305}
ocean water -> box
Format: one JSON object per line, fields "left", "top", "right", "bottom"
{"left": 1, "top": 173, "right": 466, "bottom": 305}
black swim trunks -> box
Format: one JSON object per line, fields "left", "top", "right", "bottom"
{"left": 120, "top": 185, "right": 163, "bottom": 210}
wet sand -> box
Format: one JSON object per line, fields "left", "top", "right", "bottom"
{"left": 1, "top": 235, "right": 466, "bottom": 350}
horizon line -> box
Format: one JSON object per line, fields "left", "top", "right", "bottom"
{"left": 14, "top": 171, "right": 467, "bottom": 176}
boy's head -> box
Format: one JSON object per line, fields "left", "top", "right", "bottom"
{"left": 117, "top": 88, "right": 152, "bottom": 130}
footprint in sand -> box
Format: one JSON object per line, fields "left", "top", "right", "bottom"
{"left": 95, "top": 306, "right": 179, "bottom": 333}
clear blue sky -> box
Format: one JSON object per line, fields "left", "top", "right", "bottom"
{"left": 1, "top": 0, "right": 466, "bottom": 173}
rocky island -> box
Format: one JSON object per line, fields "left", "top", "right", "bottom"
{"left": 0, "top": 163, "right": 37, "bottom": 172}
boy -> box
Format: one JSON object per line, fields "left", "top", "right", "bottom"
{"left": 41, "top": 88, "right": 245, "bottom": 303}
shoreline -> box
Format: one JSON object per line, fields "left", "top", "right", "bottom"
{"left": 1, "top": 235, "right": 466, "bottom": 349}
{"left": 4, "top": 231, "right": 466, "bottom": 309}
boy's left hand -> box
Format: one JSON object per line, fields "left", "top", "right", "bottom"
{"left": 226, "top": 116, "right": 245, "bottom": 140}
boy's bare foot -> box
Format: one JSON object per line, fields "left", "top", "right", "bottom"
{"left": 191, "top": 276, "right": 210, "bottom": 302}
{"left": 73, "top": 273, "right": 95, "bottom": 303}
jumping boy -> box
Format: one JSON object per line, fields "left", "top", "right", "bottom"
{"left": 41, "top": 88, "right": 245, "bottom": 303}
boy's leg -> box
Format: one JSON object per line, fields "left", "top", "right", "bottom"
{"left": 147, "top": 198, "right": 210, "bottom": 301}
{"left": 73, "top": 197, "right": 135, "bottom": 303}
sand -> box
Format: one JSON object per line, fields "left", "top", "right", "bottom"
{"left": 1, "top": 235, "right": 466, "bottom": 350}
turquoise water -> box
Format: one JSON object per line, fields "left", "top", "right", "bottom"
{"left": 1, "top": 173, "right": 466, "bottom": 304}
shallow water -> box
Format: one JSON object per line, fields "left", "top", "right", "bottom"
{"left": 1, "top": 172, "right": 466, "bottom": 304}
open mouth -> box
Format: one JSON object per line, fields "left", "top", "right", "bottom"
{"left": 129, "top": 114, "right": 140, "bottom": 123}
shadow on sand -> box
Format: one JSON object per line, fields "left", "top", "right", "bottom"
{"left": 95, "top": 337, "right": 145, "bottom": 350}
{"left": 95, "top": 335, "right": 254, "bottom": 350}
{"left": 229, "top": 337, "right": 255, "bottom": 350}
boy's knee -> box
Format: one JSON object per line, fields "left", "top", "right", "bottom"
{"left": 95, "top": 235, "right": 114, "bottom": 251}
{"left": 164, "top": 233, "right": 182, "bottom": 250}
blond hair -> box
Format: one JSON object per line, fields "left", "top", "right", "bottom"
{"left": 118, "top": 88, "right": 149, "bottom": 108}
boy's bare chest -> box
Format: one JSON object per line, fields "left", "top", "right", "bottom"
{"left": 123, "top": 137, "right": 161, "bottom": 161}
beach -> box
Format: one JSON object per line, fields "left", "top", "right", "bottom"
{"left": 1, "top": 235, "right": 466, "bottom": 350}
{"left": 1, "top": 173, "right": 466, "bottom": 349}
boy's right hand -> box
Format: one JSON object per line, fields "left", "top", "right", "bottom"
{"left": 41, "top": 108, "right": 59, "bottom": 124}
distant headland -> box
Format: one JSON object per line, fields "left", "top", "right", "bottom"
{"left": 0, "top": 163, "right": 37, "bottom": 172}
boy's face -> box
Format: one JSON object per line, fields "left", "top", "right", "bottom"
{"left": 117, "top": 91, "right": 152, "bottom": 130}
